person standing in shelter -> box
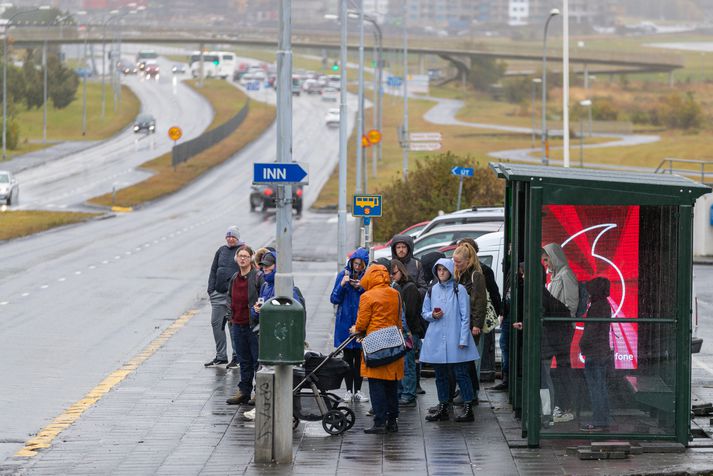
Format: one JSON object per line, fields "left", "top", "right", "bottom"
{"left": 421, "top": 258, "right": 478, "bottom": 422}
{"left": 350, "top": 264, "right": 404, "bottom": 434}
{"left": 390, "top": 234, "right": 428, "bottom": 295}
{"left": 205, "top": 226, "right": 242, "bottom": 368}
{"left": 330, "top": 247, "right": 370, "bottom": 403}
{"left": 226, "top": 245, "right": 264, "bottom": 405}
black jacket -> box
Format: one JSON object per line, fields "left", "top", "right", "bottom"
{"left": 226, "top": 268, "right": 264, "bottom": 329}
{"left": 580, "top": 277, "right": 612, "bottom": 360}
{"left": 481, "top": 262, "right": 502, "bottom": 315}
{"left": 399, "top": 280, "right": 425, "bottom": 338}
{"left": 207, "top": 245, "right": 240, "bottom": 294}
{"left": 390, "top": 234, "right": 427, "bottom": 296}
{"left": 542, "top": 288, "right": 574, "bottom": 360}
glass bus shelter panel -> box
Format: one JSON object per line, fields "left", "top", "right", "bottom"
{"left": 539, "top": 323, "right": 676, "bottom": 436}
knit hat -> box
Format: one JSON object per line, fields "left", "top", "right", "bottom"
{"left": 225, "top": 226, "right": 240, "bottom": 240}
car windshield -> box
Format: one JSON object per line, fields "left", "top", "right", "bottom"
{"left": 0, "top": 174, "right": 9, "bottom": 183}
{"left": 137, "top": 114, "right": 153, "bottom": 122}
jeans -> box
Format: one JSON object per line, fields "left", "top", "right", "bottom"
{"left": 584, "top": 356, "right": 611, "bottom": 427}
{"left": 398, "top": 335, "right": 420, "bottom": 402}
{"left": 368, "top": 378, "right": 399, "bottom": 426}
{"left": 434, "top": 362, "right": 473, "bottom": 404}
{"left": 500, "top": 317, "right": 510, "bottom": 377}
{"left": 209, "top": 291, "right": 231, "bottom": 361}
{"left": 232, "top": 324, "right": 259, "bottom": 395}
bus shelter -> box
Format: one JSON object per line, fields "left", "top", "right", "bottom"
{"left": 491, "top": 163, "right": 711, "bottom": 447}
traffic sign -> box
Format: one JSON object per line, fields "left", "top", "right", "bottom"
{"left": 451, "top": 166, "right": 474, "bottom": 177}
{"left": 361, "top": 135, "right": 371, "bottom": 148}
{"left": 353, "top": 194, "right": 382, "bottom": 217}
{"left": 386, "top": 76, "right": 402, "bottom": 87}
{"left": 168, "top": 126, "right": 182, "bottom": 141}
{"left": 247, "top": 81, "right": 260, "bottom": 91}
{"left": 367, "top": 129, "right": 382, "bottom": 144}
{"left": 253, "top": 162, "right": 309, "bottom": 184}
{"left": 410, "top": 132, "right": 442, "bottom": 142}
{"left": 409, "top": 142, "right": 441, "bottom": 151}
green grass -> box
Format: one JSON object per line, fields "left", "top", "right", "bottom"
{"left": 0, "top": 210, "right": 100, "bottom": 241}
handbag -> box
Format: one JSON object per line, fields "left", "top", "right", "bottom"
{"left": 483, "top": 289, "right": 498, "bottom": 334}
{"left": 362, "top": 325, "right": 406, "bottom": 367}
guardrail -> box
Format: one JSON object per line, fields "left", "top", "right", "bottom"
{"left": 654, "top": 158, "right": 713, "bottom": 184}
{"left": 171, "top": 100, "right": 249, "bottom": 168}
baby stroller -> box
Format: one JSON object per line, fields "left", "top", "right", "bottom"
{"left": 292, "top": 334, "right": 358, "bottom": 435}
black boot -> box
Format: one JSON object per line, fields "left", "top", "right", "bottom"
{"left": 454, "top": 403, "right": 474, "bottom": 422}
{"left": 386, "top": 419, "right": 398, "bottom": 433}
{"left": 364, "top": 423, "right": 386, "bottom": 434}
{"left": 425, "top": 403, "right": 449, "bottom": 422}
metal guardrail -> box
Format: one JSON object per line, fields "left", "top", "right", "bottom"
{"left": 654, "top": 158, "right": 713, "bottom": 184}
{"left": 171, "top": 100, "right": 249, "bottom": 168}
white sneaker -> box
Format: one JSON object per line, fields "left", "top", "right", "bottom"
{"left": 243, "top": 408, "right": 256, "bottom": 421}
{"left": 553, "top": 406, "right": 563, "bottom": 418}
{"left": 553, "top": 408, "right": 574, "bottom": 423}
{"left": 342, "top": 390, "right": 353, "bottom": 402}
{"left": 354, "top": 390, "right": 369, "bottom": 403}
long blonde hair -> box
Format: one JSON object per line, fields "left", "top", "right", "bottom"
{"left": 453, "top": 242, "right": 481, "bottom": 281}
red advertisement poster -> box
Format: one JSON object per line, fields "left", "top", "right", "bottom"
{"left": 542, "top": 205, "right": 640, "bottom": 370}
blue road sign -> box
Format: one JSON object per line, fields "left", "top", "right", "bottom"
{"left": 253, "top": 162, "right": 308, "bottom": 184}
{"left": 247, "top": 81, "right": 260, "bottom": 91}
{"left": 353, "top": 195, "right": 382, "bottom": 217}
{"left": 386, "top": 76, "right": 402, "bottom": 87}
{"left": 451, "top": 166, "right": 474, "bottom": 177}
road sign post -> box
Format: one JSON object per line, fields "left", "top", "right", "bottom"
{"left": 353, "top": 194, "right": 381, "bottom": 248}
{"left": 451, "top": 166, "right": 474, "bottom": 211}
{"left": 407, "top": 131, "right": 442, "bottom": 152}
{"left": 168, "top": 126, "right": 182, "bottom": 170}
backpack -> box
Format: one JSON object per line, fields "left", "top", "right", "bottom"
{"left": 576, "top": 281, "right": 589, "bottom": 318}
{"left": 294, "top": 285, "right": 306, "bottom": 312}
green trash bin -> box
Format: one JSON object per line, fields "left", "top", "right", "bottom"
{"left": 258, "top": 296, "right": 305, "bottom": 365}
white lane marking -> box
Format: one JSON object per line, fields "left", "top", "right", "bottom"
{"left": 101, "top": 260, "right": 109, "bottom": 264}
{"left": 114, "top": 256, "right": 121, "bottom": 260}
{"left": 135, "top": 247, "right": 142, "bottom": 251}
{"left": 21, "top": 293, "right": 30, "bottom": 297}
{"left": 58, "top": 277, "right": 66, "bottom": 282}
{"left": 40, "top": 285, "right": 49, "bottom": 289}
{"left": 153, "top": 240, "right": 159, "bottom": 244}
{"left": 125, "top": 251, "right": 132, "bottom": 255}
{"left": 693, "top": 357, "right": 713, "bottom": 376}
{"left": 0, "top": 301, "right": 8, "bottom": 305}
{"left": 88, "top": 265, "right": 96, "bottom": 269}
{"left": 74, "top": 271, "right": 82, "bottom": 275}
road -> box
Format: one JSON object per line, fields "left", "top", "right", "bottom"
{"left": 0, "top": 83, "right": 356, "bottom": 462}
{"left": 14, "top": 55, "right": 213, "bottom": 211}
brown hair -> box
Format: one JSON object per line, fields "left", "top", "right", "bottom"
{"left": 453, "top": 242, "right": 481, "bottom": 280}
{"left": 254, "top": 247, "right": 269, "bottom": 268}
{"left": 391, "top": 259, "right": 412, "bottom": 284}
{"left": 236, "top": 245, "right": 254, "bottom": 256}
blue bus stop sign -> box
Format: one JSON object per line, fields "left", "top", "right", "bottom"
{"left": 353, "top": 195, "right": 382, "bottom": 217}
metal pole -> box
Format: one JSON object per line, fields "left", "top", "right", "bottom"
{"left": 355, "top": 1, "right": 365, "bottom": 247}
{"left": 2, "top": 26, "right": 8, "bottom": 159}
{"left": 456, "top": 175, "right": 463, "bottom": 210}
{"left": 531, "top": 79, "right": 536, "bottom": 149}
{"left": 337, "top": 0, "right": 348, "bottom": 271}
{"left": 42, "top": 40, "right": 47, "bottom": 144}
{"left": 563, "top": 0, "right": 570, "bottom": 168}
{"left": 101, "top": 22, "right": 107, "bottom": 119}
{"left": 542, "top": 10, "right": 559, "bottom": 167}
{"left": 376, "top": 23, "right": 383, "bottom": 167}
{"left": 82, "top": 37, "right": 87, "bottom": 136}
{"left": 588, "top": 105, "right": 592, "bottom": 137}
{"left": 579, "top": 115, "right": 583, "bottom": 167}
{"left": 402, "top": 1, "right": 409, "bottom": 180}
{"left": 371, "top": 26, "right": 377, "bottom": 178}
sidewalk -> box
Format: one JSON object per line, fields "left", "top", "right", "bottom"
{"left": 4, "top": 213, "right": 713, "bottom": 475}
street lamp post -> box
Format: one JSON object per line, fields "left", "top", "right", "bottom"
{"left": 401, "top": 0, "right": 409, "bottom": 180}
{"left": 541, "top": 8, "right": 559, "bottom": 166}
{"left": 364, "top": 15, "right": 383, "bottom": 177}
{"left": 531, "top": 78, "right": 541, "bottom": 149}
{"left": 337, "top": 0, "right": 348, "bottom": 271}
{"left": 579, "top": 99, "right": 591, "bottom": 167}
{"left": 101, "top": 10, "right": 120, "bottom": 120}
{"left": 355, "top": 0, "right": 365, "bottom": 247}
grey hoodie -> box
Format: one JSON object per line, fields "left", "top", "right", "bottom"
{"left": 543, "top": 243, "right": 579, "bottom": 318}
{"left": 390, "top": 233, "right": 427, "bottom": 295}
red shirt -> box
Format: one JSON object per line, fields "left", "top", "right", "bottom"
{"left": 230, "top": 273, "right": 250, "bottom": 325}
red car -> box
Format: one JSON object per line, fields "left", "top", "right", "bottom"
{"left": 144, "top": 63, "right": 160, "bottom": 81}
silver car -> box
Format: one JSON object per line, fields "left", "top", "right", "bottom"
{"left": 0, "top": 170, "right": 19, "bottom": 206}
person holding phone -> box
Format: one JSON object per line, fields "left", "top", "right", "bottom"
{"left": 420, "top": 258, "right": 478, "bottom": 423}
{"left": 330, "top": 248, "right": 369, "bottom": 403}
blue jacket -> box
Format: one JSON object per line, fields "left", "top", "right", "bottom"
{"left": 250, "top": 251, "right": 302, "bottom": 321}
{"left": 330, "top": 247, "right": 369, "bottom": 349}
{"left": 420, "top": 258, "right": 479, "bottom": 364}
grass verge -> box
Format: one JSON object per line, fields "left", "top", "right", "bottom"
{"left": 88, "top": 82, "right": 275, "bottom": 208}
{"left": 0, "top": 210, "right": 100, "bottom": 241}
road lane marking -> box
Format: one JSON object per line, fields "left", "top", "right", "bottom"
{"left": 21, "top": 293, "right": 30, "bottom": 297}
{"left": 0, "top": 301, "right": 8, "bottom": 305}
{"left": 15, "top": 307, "right": 201, "bottom": 458}
{"left": 58, "top": 278, "right": 66, "bottom": 282}
{"left": 40, "top": 285, "right": 49, "bottom": 289}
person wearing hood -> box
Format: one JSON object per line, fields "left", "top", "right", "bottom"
{"left": 421, "top": 258, "right": 479, "bottom": 423}
{"left": 420, "top": 251, "right": 445, "bottom": 286}
{"left": 330, "top": 247, "right": 370, "bottom": 403}
{"left": 542, "top": 243, "right": 579, "bottom": 318}
{"left": 390, "top": 234, "right": 428, "bottom": 296}
{"left": 205, "top": 226, "right": 243, "bottom": 368}
{"left": 579, "top": 276, "right": 613, "bottom": 432}
{"left": 349, "top": 264, "right": 404, "bottom": 434}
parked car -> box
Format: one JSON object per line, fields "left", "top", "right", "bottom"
{"left": 324, "top": 108, "right": 340, "bottom": 128}
{"left": 373, "top": 221, "right": 430, "bottom": 252}
{"left": 133, "top": 114, "right": 156, "bottom": 134}
{"left": 321, "top": 87, "right": 338, "bottom": 102}
{"left": 0, "top": 170, "right": 19, "bottom": 206}
{"left": 250, "top": 184, "right": 303, "bottom": 215}
{"left": 418, "top": 206, "right": 504, "bottom": 237}
{"left": 412, "top": 222, "right": 503, "bottom": 255}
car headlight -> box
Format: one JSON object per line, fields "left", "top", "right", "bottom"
{"left": 134, "top": 126, "right": 139, "bottom": 131}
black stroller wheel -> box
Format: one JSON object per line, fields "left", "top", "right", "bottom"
{"left": 293, "top": 416, "right": 300, "bottom": 430}
{"left": 337, "top": 406, "right": 355, "bottom": 431}
{"left": 322, "top": 409, "right": 347, "bottom": 435}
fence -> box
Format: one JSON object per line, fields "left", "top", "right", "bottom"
{"left": 171, "top": 100, "right": 250, "bottom": 168}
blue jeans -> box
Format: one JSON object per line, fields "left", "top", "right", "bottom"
{"left": 584, "top": 356, "right": 611, "bottom": 427}
{"left": 434, "top": 362, "right": 473, "bottom": 404}
{"left": 368, "top": 378, "right": 399, "bottom": 426}
{"left": 399, "top": 335, "right": 420, "bottom": 402}
{"left": 500, "top": 317, "right": 509, "bottom": 376}
{"left": 232, "top": 324, "right": 258, "bottom": 395}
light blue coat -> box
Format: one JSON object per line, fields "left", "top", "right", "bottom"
{"left": 420, "top": 258, "right": 479, "bottom": 364}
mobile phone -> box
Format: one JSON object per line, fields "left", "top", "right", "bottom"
{"left": 257, "top": 297, "right": 265, "bottom": 307}
{"left": 433, "top": 307, "right": 442, "bottom": 313}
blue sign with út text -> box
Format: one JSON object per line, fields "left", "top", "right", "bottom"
{"left": 353, "top": 195, "right": 382, "bottom": 217}
{"left": 387, "top": 76, "right": 403, "bottom": 87}
{"left": 253, "top": 162, "right": 308, "bottom": 184}
{"left": 451, "top": 166, "right": 474, "bottom": 177}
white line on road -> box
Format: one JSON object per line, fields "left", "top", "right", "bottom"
{"left": 89, "top": 265, "right": 96, "bottom": 269}
{"left": 40, "top": 285, "right": 49, "bottom": 289}
{"left": 0, "top": 301, "right": 8, "bottom": 305}
{"left": 21, "top": 293, "right": 30, "bottom": 297}
{"left": 74, "top": 271, "right": 81, "bottom": 275}
{"left": 58, "top": 277, "right": 66, "bottom": 282}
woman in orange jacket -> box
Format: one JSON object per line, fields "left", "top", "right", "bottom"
{"left": 350, "top": 263, "right": 404, "bottom": 434}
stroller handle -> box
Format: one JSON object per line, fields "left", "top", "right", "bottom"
{"left": 292, "top": 333, "right": 361, "bottom": 393}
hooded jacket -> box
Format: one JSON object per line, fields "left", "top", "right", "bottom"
{"left": 420, "top": 258, "right": 479, "bottom": 364}
{"left": 390, "top": 234, "right": 428, "bottom": 295}
{"left": 355, "top": 264, "right": 404, "bottom": 381}
{"left": 250, "top": 251, "right": 302, "bottom": 321}
{"left": 207, "top": 243, "right": 241, "bottom": 294}
{"left": 579, "top": 277, "right": 612, "bottom": 360}
{"left": 543, "top": 243, "right": 579, "bottom": 318}
{"left": 330, "top": 248, "right": 369, "bottom": 349}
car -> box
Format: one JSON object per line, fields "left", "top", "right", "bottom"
{"left": 418, "top": 206, "right": 505, "bottom": 237}
{"left": 144, "top": 62, "right": 160, "bottom": 81}
{"left": 291, "top": 76, "right": 302, "bottom": 96}
{"left": 302, "top": 79, "right": 323, "bottom": 95}
{"left": 171, "top": 64, "right": 186, "bottom": 74}
{"left": 327, "top": 75, "right": 341, "bottom": 90}
{"left": 117, "top": 59, "right": 138, "bottom": 75}
{"left": 0, "top": 170, "right": 19, "bottom": 206}
{"left": 412, "top": 222, "right": 503, "bottom": 256}
{"left": 324, "top": 108, "right": 340, "bottom": 128}
{"left": 321, "top": 87, "right": 338, "bottom": 102}
{"left": 133, "top": 114, "right": 156, "bottom": 134}
{"left": 250, "top": 184, "right": 303, "bottom": 215}
{"left": 373, "top": 221, "right": 430, "bottom": 252}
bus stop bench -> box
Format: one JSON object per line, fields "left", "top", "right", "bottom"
{"left": 625, "top": 375, "right": 674, "bottom": 413}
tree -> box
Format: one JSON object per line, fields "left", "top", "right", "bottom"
{"left": 468, "top": 56, "right": 506, "bottom": 93}
{"left": 22, "top": 48, "right": 44, "bottom": 109}
{"left": 46, "top": 54, "right": 78, "bottom": 109}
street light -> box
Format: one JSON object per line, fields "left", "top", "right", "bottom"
{"left": 541, "top": 7, "right": 559, "bottom": 166}
{"left": 101, "top": 10, "right": 121, "bottom": 120}
{"left": 579, "top": 99, "right": 592, "bottom": 167}
{"left": 531, "top": 78, "right": 541, "bottom": 149}
{"left": 2, "top": 5, "right": 50, "bottom": 159}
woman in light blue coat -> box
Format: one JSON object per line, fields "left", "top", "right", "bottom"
{"left": 421, "top": 258, "right": 478, "bottom": 422}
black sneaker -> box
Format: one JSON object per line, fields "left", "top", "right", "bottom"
{"left": 226, "top": 361, "right": 239, "bottom": 370}
{"left": 204, "top": 358, "right": 228, "bottom": 367}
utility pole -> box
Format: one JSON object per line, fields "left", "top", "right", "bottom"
{"left": 401, "top": 1, "right": 409, "bottom": 180}
{"left": 563, "top": 0, "right": 570, "bottom": 167}
{"left": 42, "top": 40, "right": 47, "bottom": 144}
{"left": 355, "top": 0, "right": 365, "bottom": 247}
{"left": 337, "top": 0, "right": 348, "bottom": 270}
